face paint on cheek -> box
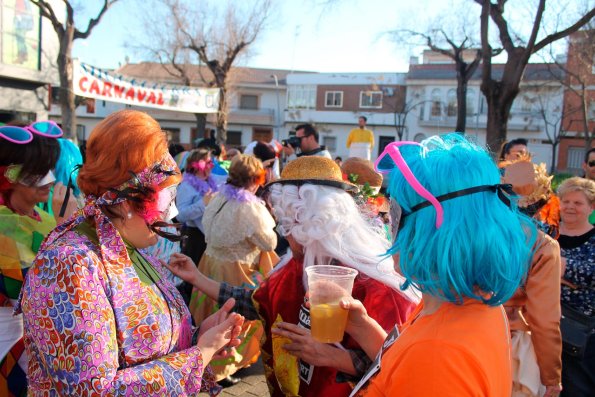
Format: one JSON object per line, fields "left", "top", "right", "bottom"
{"left": 157, "top": 186, "right": 178, "bottom": 222}
{"left": 164, "top": 201, "right": 179, "bottom": 222}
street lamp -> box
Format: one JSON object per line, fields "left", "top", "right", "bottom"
{"left": 271, "top": 74, "right": 281, "bottom": 142}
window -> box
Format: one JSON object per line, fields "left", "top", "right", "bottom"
{"left": 589, "top": 101, "right": 595, "bottom": 121}
{"left": 430, "top": 89, "right": 442, "bottom": 118}
{"left": 76, "top": 125, "right": 86, "bottom": 141}
{"left": 51, "top": 86, "right": 60, "bottom": 103}
{"left": 322, "top": 136, "right": 337, "bottom": 153}
{"left": 325, "top": 91, "right": 343, "bottom": 108}
{"left": 466, "top": 89, "right": 475, "bottom": 116}
{"left": 360, "top": 91, "right": 383, "bottom": 108}
{"left": 287, "top": 85, "right": 316, "bottom": 109}
{"left": 240, "top": 94, "right": 258, "bottom": 110}
{"left": 163, "top": 128, "right": 181, "bottom": 144}
{"left": 227, "top": 131, "right": 242, "bottom": 147}
{"left": 567, "top": 147, "right": 586, "bottom": 173}
{"left": 513, "top": 90, "right": 536, "bottom": 113}
{"left": 446, "top": 89, "right": 457, "bottom": 117}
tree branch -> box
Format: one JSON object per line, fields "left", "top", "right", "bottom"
{"left": 30, "top": 0, "right": 64, "bottom": 36}
{"left": 487, "top": 1, "right": 516, "bottom": 52}
{"left": 74, "top": 0, "right": 118, "bottom": 40}
{"left": 533, "top": 7, "right": 595, "bottom": 54}
{"left": 479, "top": 0, "right": 493, "bottom": 85}
{"left": 525, "top": 0, "right": 546, "bottom": 53}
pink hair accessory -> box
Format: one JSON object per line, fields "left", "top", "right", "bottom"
{"left": 190, "top": 159, "right": 214, "bottom": 173}
{"left": 374, "top": 141, "right": 444, "bottom": 228}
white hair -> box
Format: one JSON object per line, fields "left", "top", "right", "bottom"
{"left": 269, "top": 183, "right": 419, "bottom": 302}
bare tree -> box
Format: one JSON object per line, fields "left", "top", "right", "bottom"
{"left": 31, "top": 1, "right": 118, "bottom": 141}
{"left": 532, "top": 83, "right": 576, "bottom": 173}
{"left": 475, "top": 0, "right": 595, "bottom": 154}
{"left": 392, "top": 97, "right": 430, "bottom": 141}
{"left": 137, "top": 0, "right": 271, "bottom": 145}
{"left": 391, "top": 29, "right": 486, "bottom": 133}
{"left": 148, "top": 46, "right": 209, "bottom": 143}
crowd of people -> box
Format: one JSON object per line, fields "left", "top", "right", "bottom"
{"left": 0, "top": 110, "right": 593, "bottom": 397}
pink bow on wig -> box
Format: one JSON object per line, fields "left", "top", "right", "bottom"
{"left": 189, "top": 160, "right": 213, "bottom": 173}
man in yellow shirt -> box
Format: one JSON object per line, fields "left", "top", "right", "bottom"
{"left": 347, "top": 116, "right": 374, "bottom": 160}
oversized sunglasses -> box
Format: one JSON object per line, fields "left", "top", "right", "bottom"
{"left": 588, "top": 160, "right": 595, "bottom": 167}
{"left": 376, "top": 141, "right": 514, "bottom": 231}
{"left": 0, "top": 121, "right": 63, "bottom": 144}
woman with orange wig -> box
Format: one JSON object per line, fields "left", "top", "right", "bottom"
{"left": 188, "top": 154, "right": 277, "bottom": 384}
{"left": 16, "top": 110, "right": 244, "bottom": 396}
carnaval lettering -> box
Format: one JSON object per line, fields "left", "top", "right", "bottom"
{"left": 73, "top": 60, "right": 219, "bottom": 113}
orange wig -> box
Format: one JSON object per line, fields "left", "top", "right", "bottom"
{"left": 78, "top": 110, "right": 181, "bottom": 197}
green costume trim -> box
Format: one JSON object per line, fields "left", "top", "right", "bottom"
{"left": 76, "top": 221, "right": 162, "bottom": 286}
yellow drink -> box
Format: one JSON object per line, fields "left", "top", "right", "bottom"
{"left": 310, "top": 303, "right": 349, "bottom": 343}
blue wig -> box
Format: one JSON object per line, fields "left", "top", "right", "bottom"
{"left": 386, "top": 134, "right": 536, "bottom": 306}
{"left": 55, "top": 138, "right": 83, "bottom": 196}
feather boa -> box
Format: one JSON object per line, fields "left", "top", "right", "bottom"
{"left": 220, "top": 183, "right": 262, "bottom": 204}
{"left": 183, "top": 173, "right": 218, "bottom": 195}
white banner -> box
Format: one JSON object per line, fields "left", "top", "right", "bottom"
{"left": 73, "top": 60, "right": 219, "bottom": 113}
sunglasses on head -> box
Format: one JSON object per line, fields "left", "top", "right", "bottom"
{"left": 376, "top": 141, "right": 514, "bottom": 233}
{"left": 0, "top": 121, "right": 63, "bottom": 144}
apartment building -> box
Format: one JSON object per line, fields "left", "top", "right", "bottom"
{"left": 283, "top": 72, "right": 407, "bottom": 160}
{"left": 406, "top": 51, "right": 565, "bottom": 169}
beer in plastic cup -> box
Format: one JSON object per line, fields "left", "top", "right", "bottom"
{"left": 305, "top": 265, "right": 358, "bottom": 343}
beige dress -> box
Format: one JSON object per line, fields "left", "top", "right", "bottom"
{"left": 189, "top": 192, "right": 277, "bottom": 379}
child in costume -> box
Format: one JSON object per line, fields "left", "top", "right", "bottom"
{"left": 0, "top": 121, "right": 62, "bottom": 396}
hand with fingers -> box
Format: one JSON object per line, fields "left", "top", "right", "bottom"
{"left": 196, "top": 298, "right": 245, "bottom": 363}
{"left": 339, "top": 297, "right": 372, "bottom": 335}
{"left": 272, "top": 322, "right": 338, "bottom": 367}
{"left": 339, "top": 297, "right": 387, "bottom": 360}
{"left": 165, "top": 253, "right": 200, "bottom": 285}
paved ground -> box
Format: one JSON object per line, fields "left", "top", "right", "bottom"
{"left": 199, "top": 359, "right": 269, "bottom": 397}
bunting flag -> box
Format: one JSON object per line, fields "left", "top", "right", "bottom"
{"left": 73, "top": 60, "right": 220, "bottom": 113}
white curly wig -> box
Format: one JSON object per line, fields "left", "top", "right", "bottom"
{"left": 269, "top": 183, "right": 419, "bottom": 302}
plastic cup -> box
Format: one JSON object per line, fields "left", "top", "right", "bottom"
{"left": 305, "top": 265, "right": 358, "bottom": 343}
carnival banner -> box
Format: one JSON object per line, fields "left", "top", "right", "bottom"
{"left": 73, "top": 60, "right": 219, "bottom": 113}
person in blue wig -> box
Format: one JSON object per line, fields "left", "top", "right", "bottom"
{"left": 55, "top": 138, "right": 83, "bottom": 196}
{"left": 340, "top": 133, "right": 538, "bottom": 397}
{"left": 38, "top": 138, "right": 82, "bottom": 219}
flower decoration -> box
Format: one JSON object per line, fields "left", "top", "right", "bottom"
{"left": 4, "top": 164, "right": 22, "bottom": 184}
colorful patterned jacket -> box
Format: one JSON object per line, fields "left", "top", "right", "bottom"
{"left": 16, "top": 219, "right": 220, "bottom": 396}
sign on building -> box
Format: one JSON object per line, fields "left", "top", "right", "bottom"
{"left": 73, "top": 61, "right": 219, "bottom": 113}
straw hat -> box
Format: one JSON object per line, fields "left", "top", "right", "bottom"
{"left": 341, "top": 157, "right": 383, "bottom": 187}
{"left": 266, "top": 156, "right": 357, "bottom": 192}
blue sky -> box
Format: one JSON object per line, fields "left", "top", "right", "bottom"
{"left": 70, "top": 0, "right": 587, "bottom": 73}
{"left": 72, "top": 0, "right": 452, "bottom": 72}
